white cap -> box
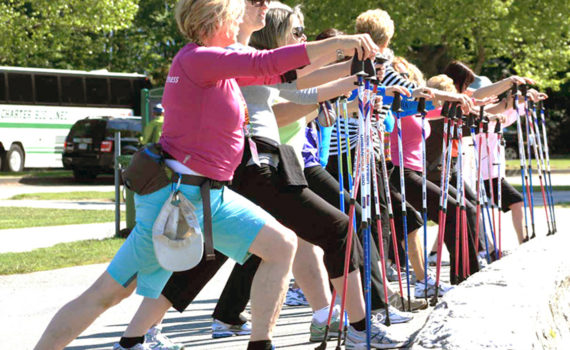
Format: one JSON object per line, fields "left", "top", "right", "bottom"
{"left": 152, "top": 191, "right": 204, "bottom": 272}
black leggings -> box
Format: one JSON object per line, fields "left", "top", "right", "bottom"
{"left": 391, "top": 166, "right": 480, "bottom": 283}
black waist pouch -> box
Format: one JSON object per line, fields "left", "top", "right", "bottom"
{"left": 122, "top": 143, "right": 170, "bottom": 195}
{"left": 277, "top": 144, "right": 308, "bottom": 189}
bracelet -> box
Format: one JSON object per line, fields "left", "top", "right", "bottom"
{"left": 336, "top": 49, "right": 345, "bottom": 62}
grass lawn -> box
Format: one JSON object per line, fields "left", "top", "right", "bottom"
{"left": 0, "top": 169, "right": 72, "bottom": 178}
{"left": 0, "top": 207, "right": 124, "bottom": 229}
{"left": 0, "top": 238, "right": 125, "bottom": 275}
{"left": 505, "top": 157, "right": 570, "bottom": 171}
{"left": 9, "top": 191, "right": 116, "bottom": 201}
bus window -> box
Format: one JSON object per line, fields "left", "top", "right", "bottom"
{"left": 86, "top": 77, "right": 109, "bottom": 105}
{"left": 0, "top": 73, "right": 5, "bottom": 102}
{"left": 35, "top": 75, "right": 60, "bottom": 104}
{"left": 61, "top": 76, "right": 85, "bottom": 104}
{"left": 8, "top": 73, "right": 33, "bottom": 103}
{"left": 110, "top": 79, "right": 133, "bottom": 106}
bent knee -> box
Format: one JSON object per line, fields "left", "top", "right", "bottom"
{"left": 85, "top": 273, "right": 134, "bottom": 309}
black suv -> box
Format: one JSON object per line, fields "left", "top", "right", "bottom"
{"left": 62, "top": 117, "right": 142, "bottom": 181}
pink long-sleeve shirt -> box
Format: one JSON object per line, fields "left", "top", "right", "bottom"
{"left": 160, "top": 43, "right": 310, "bottom": 181}
{"left": 390, "top": 108, "right": 441, "bottom": 171}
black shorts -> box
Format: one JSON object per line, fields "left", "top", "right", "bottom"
{"left": 484, "top": 178, "right": 524, "bottom": 212}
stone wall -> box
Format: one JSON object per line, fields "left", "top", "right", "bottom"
{"left": 411, "top": 233, "right": 570, "bottom": 349}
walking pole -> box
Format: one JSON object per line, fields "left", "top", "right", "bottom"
{"left": 494, "top": 121, "right": 503, "bottom": 259}
{"left": 370, "top": 114, "right": 392, "bottom": 327}
{"left": 513, "top": 84, "right": 531, "bottom": 242}
{"left": 485, "top": 115, "right": 497, "bottom": 239}
{"left": 378, "top": 125, "right": 406, "bottom": 311}
{"left": 521, "top": 85, "right": 537, "bottom": 239}
{"left": 459, "top": 112, "right": 470, "bottom": 277}
{"left": 527, "top": 100, "right": 552, "bottom": 236}
{"left": 393, "top": 92, "right": 412, "bottom": 312}
{"left": 471, "top": 113, "right": 492, "bottom": 263}
{"left": 334, "top": 143, "right": 361, "bottom": 350}
{"left": 529, "top": 101, "right": 553, "bottom": 235}
{"left": 539, "top": 101, "right": 557, "bottom": 234}
{"left": 433, "top": 102, "right": 457, "bottom": 306}
{"left": 315, "top": 100, "right": 345, "bottom": 350}
{"left": 481, "top": 117, "right": 499, "bottom": 261}
{"left": 454, "top": 108, "right": 469, "bottom": 279}
{"left": 418, "top": 98, "right": 430, "bottom": 303}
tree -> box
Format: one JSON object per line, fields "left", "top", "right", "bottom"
{"left": 294, "top": 0, "right": 570, "bottom": 90}
{"left": 1, "top": 0, "right": 138, "bottom": 70}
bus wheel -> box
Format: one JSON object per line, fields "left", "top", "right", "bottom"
{"left": 4, "top": 144, "right": 24, "bottom": 172}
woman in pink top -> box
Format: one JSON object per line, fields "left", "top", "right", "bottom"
{"left": 34, "top": 1, "right": 379, "bottom": 350}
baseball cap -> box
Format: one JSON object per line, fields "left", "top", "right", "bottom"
{"left": 152, "top": 191, "right": 204, "bottom": 272}
{"left": 469, "top": 75, "right": 493, "bottom": 90}
{"left": 153, "top": 103, "right": 164, "bottom": 114}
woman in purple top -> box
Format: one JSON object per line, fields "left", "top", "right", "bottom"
{"left": 34, "top": 1, "right": 379, "bottom": 350}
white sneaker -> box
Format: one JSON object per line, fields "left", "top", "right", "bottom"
{"left": 145, "top": 327, "right": 184, "bottom": 350}
{"left": 211, "top": 319, "right": 252, "bottom": 338}
{"left": 374, "top": 306, "right": 413, "bottom": 324}
{"left": 427, "top": 252, "right": 450, "bottom": 266}
{"left": 345, "top": 317, "right": 409, "bottom": 349}
{"left": 113, "top": 343, "right": 151, "bottom": 350}
{"left": 414, "top": 275, "right": 454, "bottom": 298}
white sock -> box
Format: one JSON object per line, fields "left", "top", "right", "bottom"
{"left": 312, "top": 305, "right": 331, "bottom": 325}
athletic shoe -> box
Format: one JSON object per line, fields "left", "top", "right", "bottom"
{"left": 145, "top": 327, "right": 184, "bottom": 350}
{"left": 345, "top": 317, "right": 409, "bottom": 349}
{"left": 478, "top": 251, "right": 490, "bottom": 269}
{"left": 113, "top": 343, "right": 151, "bottom": 350}
{"left": 309, "top": 307, "right": 341, "bottom": 342}
{"left": 386, "top": 264, "right": 406, "bottom": 282}
{"left": 387, "top": 292, "right": 428, "bottom": 311}
{"left": 427, "top": 252, "right": 450, "bottom": 266}
{"left": 211, "top": 319, "right": 252, "bottom": 338}
{"left": 284, "top": 287, "right": 310, "bottom": 306}
{"left": 373, "top": 306, "right": 413, "bottom": 324}
{"left": 414, "top": 275, "right": 454, "bottom": 298}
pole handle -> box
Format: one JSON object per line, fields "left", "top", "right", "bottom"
{"left": 418, "top": 97, "right": 426, "bottom": 114}
{"left": 441, "top": 101, "right": 450, "bottom": 116}
{"left": 392, "top": 92, "right": 403, "bottom": 112}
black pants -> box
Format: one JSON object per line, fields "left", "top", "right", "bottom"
{"left": 210, "top": 164, "right": 388, "bottom": 324}
{"left": 391, "top": 166, "right": 480, "bottom": 284}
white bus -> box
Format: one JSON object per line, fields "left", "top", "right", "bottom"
{"left": 0, "top": 66, "right": 150, "bottom": 172}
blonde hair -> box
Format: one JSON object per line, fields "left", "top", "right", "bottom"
{"left": 250, "top": 2, "right": 304, "bottom": 50}
{"left": 427, "top": 74, "right": 456, "bottom": 93}
{"left": 355, "top": 9, "right": 394, "bottom": 47}
{"left": 392, "top": 57, "right": 426, "bottom": 86}
{"left": 175, "top": 0, "right": 244, "bottom": 42}
{"left": 427, "top": 74, "right": 457, "bottom": 107}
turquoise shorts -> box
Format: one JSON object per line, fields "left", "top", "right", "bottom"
{"left": 107, "top": 184, "right": 273, "bottom": 298}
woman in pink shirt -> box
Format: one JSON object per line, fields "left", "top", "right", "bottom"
{"left": 34, "top": 1, "right": 379, "bottom": 350}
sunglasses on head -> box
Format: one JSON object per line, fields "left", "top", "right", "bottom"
{"left": 248, "top": 0, "right": 270, "bottom": 7}
{"left": 291, "top": 26, "right": 305, "bottom": 39}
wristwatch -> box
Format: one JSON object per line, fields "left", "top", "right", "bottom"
{"left": 336, "top": 48, "right": 345, "bottom": 62}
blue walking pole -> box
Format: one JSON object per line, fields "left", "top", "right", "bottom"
{"left": 392, "top": 92, "right": 412, "bottom": 312}
{"left": 521, "top": 85, "right": 536, "bottom": 239}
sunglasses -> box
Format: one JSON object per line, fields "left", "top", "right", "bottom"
{"left": 400, "top": 72, "right": 410, "bottom": 79}
{"left": 291, "top": 26, "right": 305, "bottom": 39}
{"left": 248, "top": 0, "right": 270, "bottom": 7}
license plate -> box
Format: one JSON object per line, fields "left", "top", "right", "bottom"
{"left": 78, "top": 143, "right": 88, "bottom": 150}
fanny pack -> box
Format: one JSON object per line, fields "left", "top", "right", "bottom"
{"left": 121, "top": 143, "right": 219, "bottom": 264}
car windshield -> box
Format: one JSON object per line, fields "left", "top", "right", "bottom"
{"left": 69, "top": 120, "right": 106, "bottom": 139}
